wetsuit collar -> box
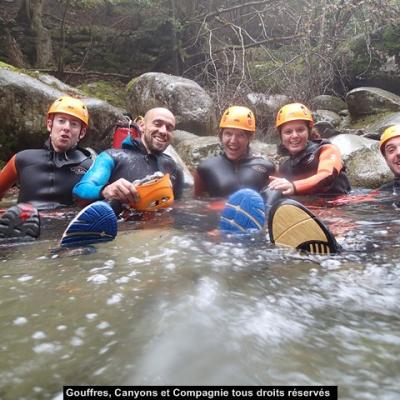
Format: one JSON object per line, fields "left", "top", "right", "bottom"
{"left": 222, "top": 149, "right": 252, "bottom": 164}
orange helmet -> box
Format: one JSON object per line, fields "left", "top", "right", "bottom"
{"left": 275, "top": 103, "right": 314, "bottom": 129}
{"left": 220, "top": 106, "right": 256, "bottom": 133}
{"left": 131, "top": 173, "right": 174, "bottom": 211}
{"left": 47, "top": 96, "right": 89, "bottom": 126}
{"left": 380, "top": 125, "right": 400, "bottom": 155}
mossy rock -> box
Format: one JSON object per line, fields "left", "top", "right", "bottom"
{"left": 76, "top": 80, "right": 127, "bottom": 109}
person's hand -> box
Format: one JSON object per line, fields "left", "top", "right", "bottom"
{"left": 268, "top": 176, "right": 295, "bottom": 196}
{"left": 101, "top": 178, "right": 139, "bottom": 204}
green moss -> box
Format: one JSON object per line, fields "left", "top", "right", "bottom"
{"left": 0, "top": 61, "right": 18, "bottom": 71}
{"left": 126, "top": 76, "right": 140, "bottom": 93}
{"left": 350, "top": 112, "right": 393, "bottom": 129}
{"left": 76, "top": 80, "right": 127, "bottom": 108}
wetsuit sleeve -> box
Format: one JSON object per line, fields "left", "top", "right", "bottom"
{"left": 73, "top": 152, "right": 115, "bottom": 200}
{"left": 292, "top": 144, "right": 343, "bottom": 194}
{"left": 171, "top": 164, "right": 184, "bottom": 200}
{"left": 193, "top": 170, "right": 207, "bottom": 197}
{"left": 0, "top": 155, "right": 18, "bottom": 200}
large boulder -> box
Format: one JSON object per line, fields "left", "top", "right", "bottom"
{"left": 175, "top": 136, "right": 220, "bottom": 171}
{"left": 314, "top": 110, "right": 342, "bottom": 128}
{"left": 175, "top": 135, "right": 279, "bottom": 172}
{"left": 171, "top": 129, "right": 199, "bottom": 148}
{"left": 365, "top": 112, "right": 400, "bottom": 140}
{"left": 164, "top": 145, "right": 194, "bottom": 187}
{"left": 126, "top": 72, "right": 217, "bottom": 136}
{"left": 346, "top": 87, "right": 400, "bottom": 117}
{"left": 0, "top": 67, "right": 125, "bottom": 160}
{"left": 311, "top": 95, "right": 346, "bottom": 114}
{"left": 340, "top": 110, "right": 400, "bottom": 140}
{"left": 330, "top": 134, "right": 392, "bottom": 188}
{"left": 246, "top": 93, "right": 289, "bottom": 121}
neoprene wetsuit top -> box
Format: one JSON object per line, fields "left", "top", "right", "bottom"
{"left": 73, "top": 136, "right": 184, "bottom": 210}
{"left": 0, "top": 139, "right": 93, "bottom": 208}
{"left": 379, "top": 178, "right": 400, "bottom": 194}
{"left": 279, "top": 140, "right": 351, "bottom": 195}
{"left": 195, "top": 152, "right": 275, "bottom": 197}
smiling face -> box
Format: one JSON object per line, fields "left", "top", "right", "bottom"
{"left": 221, "top": 128, "right": 251, "bottom": 161}
{"left": 47, "top": 113, "right": 86, "bottom": 153}
{"left": 280, "top": 120, "right": 310, "bottom": 156}
{"left": 141, "top": 108, "right": 175, "bottom": 154}
{"left": 384, "top": 136, "right": 400, "bottom": 177}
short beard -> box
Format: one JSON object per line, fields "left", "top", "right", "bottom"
{"left": 142, "top": 135, "right": 164, "bottom": 155}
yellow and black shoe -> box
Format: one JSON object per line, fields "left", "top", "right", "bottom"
{"left": 268, "top": 199, "right": 339, "bottom": 254}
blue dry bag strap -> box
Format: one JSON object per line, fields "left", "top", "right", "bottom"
{"left": 73, "top": 152, "right": 115, "bottom": 201}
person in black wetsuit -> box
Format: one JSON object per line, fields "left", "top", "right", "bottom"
{"left": 0, "top": 96, "right": 94, "bottom": 239}
{"left": 73, "top": 107, "right": 184, "bottom": 214}
{"left": 194, "top": 106, "right": 275, "bottom": 198}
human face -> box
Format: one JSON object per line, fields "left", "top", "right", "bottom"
{"left": 142, "top": 108, "right": 175, "bottom": 154}
{"left": 47, "top": 113, "right": 86, "bottom": 153}
{"left": 384, "top": 136, "right": 400, "bottom": 177}
{"left": 221, "top": 128, "right": 251, "bottom": 161}
{"left": 280, "top": 120, "right": 309, "bottom": 156}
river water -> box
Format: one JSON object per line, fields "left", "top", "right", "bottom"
{"left": 0, "top": 191, "right": 399, "bottom": 399}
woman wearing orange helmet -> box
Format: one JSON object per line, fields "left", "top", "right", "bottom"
{"left": 0, "top": 96, "right": 94, "bottom": 239}
{"left": 268, "top": 103, "right": 350, "bottom": 196}
{"left": 194, "top": 106, "right": 275, "bottom": 197}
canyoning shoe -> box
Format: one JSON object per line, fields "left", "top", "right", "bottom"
{"left": 60, "top": 201, "right": 117, "bottom": 247}
{"left": 219, "top": 189, "right": 266, "bottom": 233}
{"left": 268, "top": 199, "right": 339, "bottom": 254}
{"left": 0, "top": 203, "right": 40, "bottom": 240}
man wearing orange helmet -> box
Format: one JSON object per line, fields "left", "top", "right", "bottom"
{"left": 0, "top": 96, "right": 94, "bottom": 239}
{"left": 379, "top": 125, "right": 400, "bottom": 193}
{"left": 194, "top": 106, "right": 275, "bottom": 197}
{"left": 268, "top": 102, "right": 350, "bottom": 196}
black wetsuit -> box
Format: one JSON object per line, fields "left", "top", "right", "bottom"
{"left": 379, "top": 178, "right": 400, "bottom": 194}
{"left": 5, "top": 140, "right": 93, "bottom": 207}
{"left": 279, "top": 140, "right": 351, "bottom": 195}
{"left": 196, "top": 153, "right": 275, "bottom": 197}
{"left": 73, "top": 136, "right": 184, "bottom": 212}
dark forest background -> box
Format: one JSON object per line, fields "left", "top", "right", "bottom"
{"left": 1, "top": 0, "right": 400, "bottom": 112}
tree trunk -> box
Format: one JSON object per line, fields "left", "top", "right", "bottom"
{"left": 27, "top": 0, "right": 52, "bottom": 67}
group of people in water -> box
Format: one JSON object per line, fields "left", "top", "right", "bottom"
{"left": 0, "top": 95, "right": 399, "bottom": 252}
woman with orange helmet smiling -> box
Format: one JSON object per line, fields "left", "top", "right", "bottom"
{"left": 268, "top": 102, "right": 351, "bottom": 196}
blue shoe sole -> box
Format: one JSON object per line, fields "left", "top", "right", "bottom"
{"left": 60, "top": 201, "right": 117, "bottom": 247}
{"left": 219, "top": 189, "right": 265, "bottom": 233}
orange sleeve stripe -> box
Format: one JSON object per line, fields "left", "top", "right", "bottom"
{"left": 0, "top": 155, "right": 18, "bottom": 200}
{"left": 293, "top": 144, "right": 343, "bottom": 194}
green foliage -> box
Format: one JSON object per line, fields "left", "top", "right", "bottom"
{"left": 379, "top": 25, "right": 400, "bottom": 55}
